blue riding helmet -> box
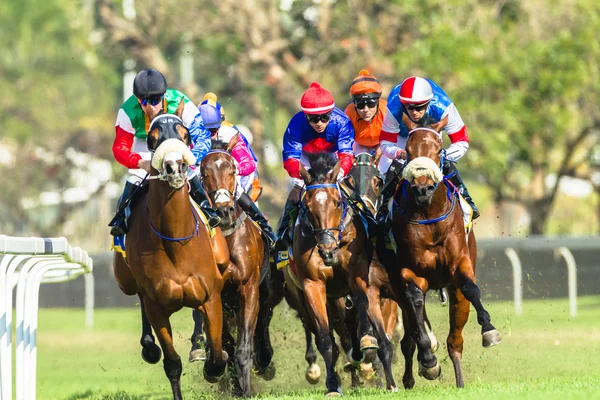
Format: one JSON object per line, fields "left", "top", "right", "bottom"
{"left": 199, "top": 104, "right": 222, "bottom": 129}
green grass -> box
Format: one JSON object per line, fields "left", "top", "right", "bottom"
{"left": 33, "top": 296, "right": 600, "bottom": 399}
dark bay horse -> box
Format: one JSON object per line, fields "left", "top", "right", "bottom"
{"left": 284, "top": 152, "right": 395, "bottom": 395}
{"left": 189, "top": 134, "right": 271, "bottom": 397}
{"left": 383, "top": 114, "right": 502, "bottom": 389}
{"left": 112, "top": 102, "right": 228, "bottom": 400}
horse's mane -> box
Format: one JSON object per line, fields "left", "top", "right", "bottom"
{"left": 211, "top": 140, "right": 228, "bottom": 150}
{"left": 307, "top": 152, "right": 338, "bottom": 181}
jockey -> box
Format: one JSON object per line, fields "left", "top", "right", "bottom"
{"left": 198, "top": 102, "right": 277, "bottom": 245}
{"left": 344, "top": 69, "right": 389, "bottom": 171}
{"left": 274, "top": 82, "right": 355, "bottom": 261}
{"left": 109, "top": 68, "right": 220, "bottom": 237}
{"left": 201, "top": 92, "right": 263, "bottom": 200}
{"left": 377, "top": 76, "right": 480, "bottom": 221}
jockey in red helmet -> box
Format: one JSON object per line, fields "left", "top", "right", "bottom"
{"left": 377, "top": 76, "right": 480, "bottom": 220}
{"left": 274, "top": 82, "right": 355, "bottom": 263}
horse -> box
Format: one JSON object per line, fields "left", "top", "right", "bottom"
{"left": 283, "top": 151, "right": 397, "bottom": 395}
{"left": 112, "top": 101, "right": 228, "bottom": 400}
{"left": 188, "top": 134, "right": 272, "bottom": 397}
{"left": 381, "top": 114, "right": 502, "bottom": 389}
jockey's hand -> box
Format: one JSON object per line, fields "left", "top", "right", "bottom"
{"left": 395, "top": 149, "right": 407, "bottom": 160}
{"left": 138, "top": 159, "right": 151, "bottom": 172}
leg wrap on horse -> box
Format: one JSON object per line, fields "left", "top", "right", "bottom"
{"left": 109, "top": 181, "right": 137, "bottom": 237}
{"left": 443, "top": 161, "right": 480, "bottom": 219}
{"left": 189, "top": 175, "right": 221, "bottom": 228}
{"left": 238, "top": 192, "right": 277, "bottom": 245}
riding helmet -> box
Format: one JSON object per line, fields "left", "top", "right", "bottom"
{"left": 300, "top": 82, "right": 335, "bottom": 115}
{"left": 399, "top": 76, "right": 433, "bottom": 104}
{"left": 350, "top": 69, "right": 382, "bottom": 100}
{"left": 133, "top": 68, "right": 167, "bottom": 98}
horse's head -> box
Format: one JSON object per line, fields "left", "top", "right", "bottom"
{"left": 200, "top": 133, "right": 239, "bottom": 226}
{"left": 300, "top": 152, "right": 345, "bottom": 266}
{"left": 347, "top": 150, "right": 383, "bottom": 213}
{"left": 402, "top": 114, "right": 447, "bottom": 205}
{"left": 147, "top": 100, "right": 194, "bottom": 189}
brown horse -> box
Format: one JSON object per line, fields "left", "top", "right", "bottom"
{"left": 188, "top": 134, "right": 271, "bottom": 397}
{"left": 284, "top": 151, "right": 395, "bottom": 395}
{"left": 381, "top": 114, "right": 502, "bottom": 389}
{"left": 112, "top": 102, "right": 228, "bottom": 400}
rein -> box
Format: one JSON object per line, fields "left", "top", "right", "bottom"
{"left": 299, "top": 183, "right": 349, "bottom": 242}
{"left": 145, "top": 195, "right": 200, "bottom": 241}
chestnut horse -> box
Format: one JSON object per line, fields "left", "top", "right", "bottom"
{"left": 285, "top": 152, "right": 396, "bottom": 395}
{"left": 112, "top": 102, "right": 228, "bottom": 400}
{"left": 188, "top": 135, "right": 271, "bottom": 397}
{"left": 382, "top": 114, "right": 502, "bottom": 389}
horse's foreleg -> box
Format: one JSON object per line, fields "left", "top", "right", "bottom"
{"left": 141, "top": 295, "right": 183, "bottom": 400}
{"left": 234, "top": 278, "right": 260, "bottom": 398}
{"left": 366, "top": 286, "right": 398, "bottom": 391}
{"left": 328, "top": 299, "right": 360, "bottom": 387}
{"left": 447, "top": 286, "right": 470, "bottom": 388}
{"left": 254, "top": 274, "right": 276, "bottom": 379}
{"left": 199, "top": 294, "right": 228, "bottom": 383}
{"left": 453, "top": 257, "right": 502, "bottom": 347}
{"left": 139, "top": 293, "right": 161, "bottom": 364}
{"left": 402, "top": 276, "right": 442, "bottom": 380}
{"left": 303, "top": 279, "right": 341, "bottom": 396}
{"left": 350, "top": 275, "right": 378, "bottom": 358}
{"left": 399, "top": 309, "right": 416, "bottom": 389}
{"left": 189, "top": 309, "right": 206, "bottom": 362}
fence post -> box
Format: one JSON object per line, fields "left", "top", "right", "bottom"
{"left": 504, "top": 248, "right": 523, "bottom": 316}
{"left": 555, "top": 247, "right": 577, "bottom": 317}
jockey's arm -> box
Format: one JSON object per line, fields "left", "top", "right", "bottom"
{"left": 113, "top": 109, "right": 142, "bottom": 169}
{"left": 231, "top": 138, "right": 256, "bottom": 176}
{"left": 184, "top": 104, "right": 211, "bottom": 163}
{"left": 379, "top": 112, "right": 407, "bottom": 161}
{"left": 442, "top": 103, "right": 469, "bottom": 162}
{"left": 282, "top": 123, "right": 304, "bottom": 179}
{"left": 336, "top": 118, "right": 356, "bottom": 176}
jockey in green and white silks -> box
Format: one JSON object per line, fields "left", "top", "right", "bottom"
{"left": 109, "top": 68, "right": 220, "bottom": 237}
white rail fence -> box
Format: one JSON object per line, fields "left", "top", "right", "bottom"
{"left": 480, "top": 236, "right": 599, "bottom": 318}
{"left": 0, "top": 235, "right": 94, "bottom": 400}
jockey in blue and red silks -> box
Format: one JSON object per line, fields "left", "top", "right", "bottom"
{"left": 273, "top": 82, "right": 355, "bottom": 260}
{"left": 376, "top": 76, "right": 480, "bottom": 223}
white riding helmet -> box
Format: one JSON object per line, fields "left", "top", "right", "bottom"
{"left": 399, "top": 76, "right": 433, "bottom": 104}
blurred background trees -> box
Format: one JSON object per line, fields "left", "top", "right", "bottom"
{"left": 0, "top": 0, "right": 598, "bottom": 249}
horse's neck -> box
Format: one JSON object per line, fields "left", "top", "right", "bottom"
{"left": 148, "top": 181, "right": 194, "bottom": 234}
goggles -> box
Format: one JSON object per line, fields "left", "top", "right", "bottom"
{"left": 404, "top": 102, "right": 429, "bottom": 112}
{"left": 306, "top": 112, "right": 332, "bottom": 124}
{"left": 354, "top": 99, "right": 379, "bottom": 109}
{"left": 139, "top": 95, "right": 164, "bottom": 107}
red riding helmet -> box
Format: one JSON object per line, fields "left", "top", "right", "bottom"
{"left": 300, "top": 82, "right": 335, "bottom": 115}
{"left": 399, "top": 76, "right": 433, "bottom": 105}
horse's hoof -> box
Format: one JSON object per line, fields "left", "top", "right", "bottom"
{"left": 482, "top": 329, "right": 502, "bottom": 348}
{"left": 418, "top": 360, "right": 442, "bottom": 380}
{"left": 305, "top": 363, "right": 321, "bottom": 384}
{"left": 342, "top": 362, "right": 355, "bottom": 373}
{"left": 359, "top": 335, "right": 379, "bottom": 351}
{"left": 141, "top": 344, "right": 162, "bottom": 364}
{"left": 390, "top": 386, "right": 399, "bottom": 392}
{"left": 257, "top": 362, "right": 276, "bottom": 381}
{"left": 325, "top": 387, "right": 343, "bottom": 397}
{"left": 189, "top": 348, "right": 206, "bottom": 363}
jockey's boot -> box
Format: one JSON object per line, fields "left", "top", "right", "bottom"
{"left": 443, "top": 162, "right": 480, "bottom": 219}
{"left": 189, "top": 175, "right": 221, "bottom": 228}
{"left": 237, "top": 192, "right": 277, "bottom": 246}
{"left": 375, "top": 160, "right": 404, "bottom": 225}
{"left": 274, "top": 185, "right": 302, "bottom": 260}
{"left": 109, "top": 181, "right": 137, "bottom": 237}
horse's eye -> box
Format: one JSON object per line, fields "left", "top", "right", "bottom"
{"left": 336, "top": 200, "right": 341, "bottom": 208}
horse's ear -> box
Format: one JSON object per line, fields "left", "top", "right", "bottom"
{"left": 431, "top": 116, "right": 448, "bottom": 133}
{"left": 373, "top": 147, "right": 383, "bottom": 166}
{"left": 147, "top": 127, "right": 159, "bottom": 151}
{"left": 372, "top": 175, "right": 383, "bottom": 197}
{"left": 226, "top": 132, "right": 239, "bottom": 153}
{"left": 300, "top": 163, "right": 311, "bottom": 184}
{"left": 327, "top": 161, "right": 341, "bottom": 183}
{"left": 174, "top": 99, "right": 185, "bottom": 119}
{"left": 401, "top": 113, "right": 418, "bottom": 131}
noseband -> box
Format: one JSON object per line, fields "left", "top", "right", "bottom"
{"left": 299, "top": 183, "right": 349, "bottom": 244}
